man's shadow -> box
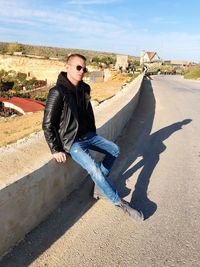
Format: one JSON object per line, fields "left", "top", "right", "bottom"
{"left": 112, "top": 79, "right": 192, "bottom": 220}
{"left": 119, "top": 119, "right": 192, "bottom": 220}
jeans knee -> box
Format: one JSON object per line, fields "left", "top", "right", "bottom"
{"left": 70, "top": 145, "right": 81, "bottom": 157}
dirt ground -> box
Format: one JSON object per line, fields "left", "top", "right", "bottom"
{"left": 90, "top": 72, "right": 130, "bottom": 102}
{"left": 0, "top": 72, "right": 130, "bottom": 148}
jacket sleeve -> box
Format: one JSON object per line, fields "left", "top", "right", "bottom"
{"left": 42, "top": 87, "right": 64, "bottom": 154}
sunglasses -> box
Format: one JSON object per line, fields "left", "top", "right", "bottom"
{"left": 69, "top": 64, "right": 88, "bottom": 73}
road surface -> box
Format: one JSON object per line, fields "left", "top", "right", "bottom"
{"left": 1, "top": 75, "right": 200, "bottom": 267}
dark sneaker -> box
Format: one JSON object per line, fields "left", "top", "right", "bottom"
{"left": 118, "top": 200, "right": 144, "bottom": 222}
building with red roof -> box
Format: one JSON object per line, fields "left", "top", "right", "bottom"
{"left": 0, "top": 97, "right": 45, "bottom": 115}
{"left": 140, "top": 51, "right": 161, "bottom": 65}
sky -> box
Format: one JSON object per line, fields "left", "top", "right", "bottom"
{"left": 0, "top": 0, "right": 200, "bottom": 62}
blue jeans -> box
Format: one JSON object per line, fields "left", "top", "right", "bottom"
{"left": 69, "top": 132, "right": 122, "bottom": 205}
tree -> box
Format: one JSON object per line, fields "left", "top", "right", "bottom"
{"left": 0, "top": 69, "right": 6, "bottom": 80}
{"left": 128, "top": 59, "right": 140, "bottom": 67}
{"left": 7, "top": 42, "right": 24, "bottom": 53}
{"left": 100, "top": 56, "right": 116, "bottom": 65}
{"left": 91, "top": 56, "right": 101, "bottom": 64}
{"left": 0, "top": 43, "right": 7, "bottom": 54}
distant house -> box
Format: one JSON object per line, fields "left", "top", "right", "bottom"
{"left": 49, "top": 57, "right": 60, "bottom": 60}
{"left": 25, "top": 54, "right": 46, "bottom": 59}
{"left": 164, "top": 60, "right": 192, "bottom": 67}
{"left": 140, "top": 51, "right": 161, "bottom": 65}
{"left": 13, "top": 51, "right": 25, "bottom": 56}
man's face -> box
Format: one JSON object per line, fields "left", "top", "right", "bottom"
{"left": 66, "top": 56, "right": 87, "bottom": 86}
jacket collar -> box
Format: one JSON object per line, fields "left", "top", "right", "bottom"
{"left": 56, "top": 71, "right": 83, "bottom": 92}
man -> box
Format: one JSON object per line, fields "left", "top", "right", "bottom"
{"left": 42, "top": 54, "right": 144, "bottom": 222}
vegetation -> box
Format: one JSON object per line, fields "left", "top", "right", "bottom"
{"left": 145, "top": 63, "right": 161, "bottom": 74}
{"left": 184, "top": 65, "right": 200, "bottom": 79}
{"left": 128, "top": 59, "right": 140, "bottom": 67}
{"left": 125, "top": 72, "right": 140, "bottom": 83}
{"left": 0, "top": 90, "right": 31, "bottom": 98}
{"left": 32, "top": 92, "right": 49, "bottom": 102}
{"left": 144, "top": 63, "right": 187, "bottom": 75}
{"left": 0, "top": 69, "right": 38, "bottom": 97}
{"left": 0, "top": 41, "right": 139, "bottom": 63}
{"left": 160, "top": 64, "right": 173, "bottom": 74}
{"left": 91, "top": 56, "right": 116, "bottom": 66}
{"left": 6, "top": 42, "right": 24, "bottom": 53}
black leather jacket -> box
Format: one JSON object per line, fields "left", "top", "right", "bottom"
{"left": 42, "top": 72, "right": 96, "bottom": 154}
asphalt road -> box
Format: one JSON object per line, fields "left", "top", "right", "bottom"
{"left": 1, "top": 75, "right": 200, "bottom": 267}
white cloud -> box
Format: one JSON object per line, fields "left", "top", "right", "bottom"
{"left": 0, "top": 0, "right": 129, "bottom": 38}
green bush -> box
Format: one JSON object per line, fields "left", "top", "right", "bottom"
{"left": 33, "top": 92, "right": 48, "bottom": 101}
{"left": 184, "top": 66, "right": 200, "bottom": 79}
{"left": 128, "top": 59, "right": 140, "bottom": 67}
{"left": 34, "top": 96, "right": 47, "bottom": 101}
{"left": 16, "top": 72, "right": 27, "bottom": 82}
{"left": 160, "top": 64, "right": 173, "bottom": 73}
{"left": 0, "top": 90, "right": 30, "bottom": 98}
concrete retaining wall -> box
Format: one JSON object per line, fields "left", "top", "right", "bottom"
{"left": 0, "top": 74, "right": 144, "bottom": 257}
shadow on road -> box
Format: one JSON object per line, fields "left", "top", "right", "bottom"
{"left": 129, "top": 118, "right": 191, "bottom": 219}
{"left": 112, "top": 78, "right": 192, "bottom": 220}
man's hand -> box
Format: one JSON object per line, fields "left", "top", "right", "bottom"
{"left": 53, "top": 152, "right": 67, "bottom": 163}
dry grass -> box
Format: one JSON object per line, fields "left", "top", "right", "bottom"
{"left": 0, "top": 111, "right": 43, "bottom": 147}
{"left": 0, "top": 72, "right": 130, "bottom": 148}
{"left": 91, "top": 72, "right": 129, "bottom": 102}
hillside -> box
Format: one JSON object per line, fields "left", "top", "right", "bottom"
{"left": 0, "top": 42, "right": 139, "bottom": 61}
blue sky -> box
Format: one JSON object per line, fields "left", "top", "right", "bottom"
{"left": 0, "top": 0, "right": 200, "bottom": 62}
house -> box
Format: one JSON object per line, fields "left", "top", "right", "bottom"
{"left": 13, "top": 51, "right": 25, "bottom": 56}
{"left": 140, "top": 51, "right": 161, "bottom": 65}
{"left": 164, "top": 60, "right": 192, "bottom": 67}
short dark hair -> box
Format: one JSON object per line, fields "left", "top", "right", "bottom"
{"left": 67, "top": 53, "right": 86, "bottom": 63}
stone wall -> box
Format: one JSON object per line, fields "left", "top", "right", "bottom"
{"left": 0, "top": 55, "right": 104, "bottom": 85}
{"left": 0, "top": 55, "right": 66, "bottom": 85}
{"left": 115, "top": 54, "right": 128, "bottom": 70}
